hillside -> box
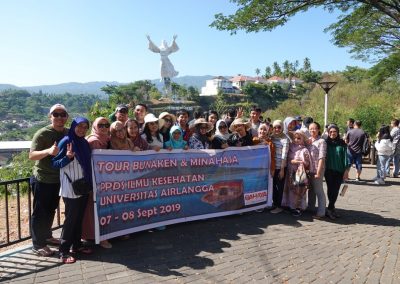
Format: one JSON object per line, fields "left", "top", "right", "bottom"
{"left": 0, "top": 75, "right": 218, "bottom": 96}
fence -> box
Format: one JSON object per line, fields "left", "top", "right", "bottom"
{"left": 0, "top": 178, "right": 62, "bottom": 249}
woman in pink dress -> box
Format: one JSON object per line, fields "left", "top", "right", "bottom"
{"left": 281, "top": 130, "right": 312, "bottom": 217}
{"left": 82, "top": 117, "right": 112, "bottom": 249}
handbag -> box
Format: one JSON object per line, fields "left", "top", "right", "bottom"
{"left": 64, "top": 173, "right": 92, "bottom": 195}
{"left": 292, "top": 164, "right": 309, "bottom": 187}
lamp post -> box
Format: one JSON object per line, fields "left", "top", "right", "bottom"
{"left": 317, "top": 80, "right": 337, "bottom": 128}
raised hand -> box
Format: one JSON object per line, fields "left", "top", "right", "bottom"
{"left": 48, "top": 141, "right": 59, "bottom": 156}
{"left": 66, "top": 143, "right": 75, "bottom": 159}
{"left": 236, "top": 107, "right": 244, "bottom": 118}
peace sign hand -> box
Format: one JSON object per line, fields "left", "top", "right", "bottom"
{"left": 66, "top": 143, "right": 75, "bottom": 159}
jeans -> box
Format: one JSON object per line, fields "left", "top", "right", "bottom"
{"left": 377, "top": 155, "right": 391, "bottom": 180}
{"left": 393, "top": 153, "right": 400, "bottom": 176}
{"left": 308, "top": 175, "right": 326, "bottom": 216}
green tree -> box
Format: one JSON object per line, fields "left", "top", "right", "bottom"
{"left": 342, "top": 66, "right": 369, "bottom": 83}
{"left": 264, "top": 66, "right": 272, "bottom": 78}
{"left": 255, "top": 68, "right": 261, "bottom": 76}
{"left": 272, "top": 62, "right": 282, "bottom": 77}
{"left": 211, "top": 1, "right": 400, "bottom": 82}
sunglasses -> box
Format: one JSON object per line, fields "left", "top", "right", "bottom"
{"left": 98, "top": 123, "right": 110, "bottom": 129}
{"left": 200, "top": 126, "right": 209, "bottom": 130}
{"left": 164, "top": 118, "right": 172, "bottom": 123}
{"left": 273, "top": 126, "right": 282, "bottom": 129}
{"left": 218, "top": 125, "right": 227, "bottom": 129}
{"left": 52, "top": 112, "right": 67, "bottom": 118}
{"left": 148, "top": 122, "right": 158, "bottom": 126}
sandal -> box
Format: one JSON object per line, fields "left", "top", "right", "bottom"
{"left": 100, "top": 240, "right": 112, "bottom": 249}
{"left": 60, "top": 255, "right": 76, "bottom": 264}
{"left": 32, "top": 246, "right": 54, "bottom": 257}
{"left": 71, "top": 247, "right": 93, "bottom": 255}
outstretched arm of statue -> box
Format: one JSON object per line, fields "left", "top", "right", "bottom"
{"left": 170, "top": 35, "right": 179, "bottom": 53}
{"left": 146, "top": 35, "right": 160, "bottom": 53}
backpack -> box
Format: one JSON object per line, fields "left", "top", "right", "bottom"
{"left": 362, "top": 134, "right": 370, "bottom": 156}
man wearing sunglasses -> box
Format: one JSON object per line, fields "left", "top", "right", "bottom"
{"left": 29, "top": 104, "right": 69, "bottom": 257}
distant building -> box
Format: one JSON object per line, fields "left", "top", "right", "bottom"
{"left": 199, "top": 74, "right": 304, "bottom": 96}
{"left": 266, "top": 76, "right": 285, "bottom": 84}
{"left": 200, "top": 76, "right": 239, "bottom": 96}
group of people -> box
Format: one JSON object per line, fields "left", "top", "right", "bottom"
{"left": 29, "top": 102, "right": 400, "bottom": 264}
{"left": 343, "top": 118, "right": 400, "bottom": 185}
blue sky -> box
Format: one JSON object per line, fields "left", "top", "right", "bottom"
{"left": 0, "top": 0, "right": 371, "bottom": 86}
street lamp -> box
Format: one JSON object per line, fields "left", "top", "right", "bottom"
{"left": 317, "top": 80, "right": 337, "bottom": 128}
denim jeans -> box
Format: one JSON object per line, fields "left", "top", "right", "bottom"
{"left": 393, "top": 153, "right": 400, "bottom": 176}
{"left": 377, "top": 155, "right": 391, "bottom": 180}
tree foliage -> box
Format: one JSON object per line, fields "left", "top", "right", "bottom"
{"left": 211, "top": 0, "right": 400, "bottom": 82}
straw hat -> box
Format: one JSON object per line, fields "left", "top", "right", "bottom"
{"left": 158, "top": 111, "right": 176, "bottom": 129}
{"left": 189, "top": 118, "right": 214, "bottom": 132}
{"left": 229, "top": 118, "right": 251, "bottom": 132}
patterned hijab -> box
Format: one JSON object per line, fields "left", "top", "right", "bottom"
{"left": 110, "top": 121, "right": 133, "bottom": 150}
{"left": 86, "top": 117, "right": 110, "bottom": 149}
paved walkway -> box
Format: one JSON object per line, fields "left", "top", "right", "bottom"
{"left": 1, "top": 165, "right": 399, "bottom": 284}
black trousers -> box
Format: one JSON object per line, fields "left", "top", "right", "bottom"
{"left": 59, "top": 195, "right": 89, "bottom": 256}
{"left": 273, "top": 168, "right": 286, "bottom": 208}
{"left": 324, "top": 169, "right": 343, "bottom": 210}
{"left": 30, "top": 178, "right": 60, "bottom": 249}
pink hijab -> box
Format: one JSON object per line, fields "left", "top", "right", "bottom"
{"left": 86, "top": 117, "right": 110, "bottom": 150}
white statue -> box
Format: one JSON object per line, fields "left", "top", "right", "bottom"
{"left": 147, "top": 35, "right": 179, "bottom": 80}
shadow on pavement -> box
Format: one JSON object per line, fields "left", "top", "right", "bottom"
{"left": 92, "top": 211, "right": 301, "bottom": 277}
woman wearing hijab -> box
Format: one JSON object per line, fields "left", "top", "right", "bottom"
{"left": 211, "top": 119, "right": 229, "bottom": 149}
{"left": 82, "top": 117, "right": 112, "bottom": 249}
{"left": 110, "top": 121, "right": 135, "bottom": 151}
{"left": 324, "top": 124, "right": 350, "bottom": 219}
{"left": 281, "top": 130, "right": 312, "bottom": 217}
{"left": 164, "top": 125, "right": 188, "bottom": 150}
{"left": 188, "top": 118, "right": 213, "bottom": 149}
{"left": 126, "top": 118, "right": 150, "bottom": 151}
{"left": 283, "top": 116, "right": 297, "bottom": 142}
{"left": 52, "top": 117, "right": 93, "bottom": 264}
{"left": 270, "top": 120, "right": 290, "bottom": 214}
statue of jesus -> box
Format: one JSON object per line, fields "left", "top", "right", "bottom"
{"left": 147, "top": 35, "right": 179, "bottom": 81}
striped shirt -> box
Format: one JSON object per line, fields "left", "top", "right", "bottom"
{"left": 272, "top": 136, "right": 289, "bottom": 169}
{"left": 59, "top": 158, "right": 85, "bottom": 199}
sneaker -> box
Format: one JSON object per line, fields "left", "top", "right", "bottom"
{"left": 291, "top": 209, "right": 302, "bottom": 217}
{"left": 374, "top": 179, "right": 385, "bottom": 185}
{"left": 270, "top": 207, "right": 283, "bottom": 214}
{"left": 355, "top": 177, "right": 360, "bottom": 182}
{"left": 255, "top": 208, "right": 265, "bottom": 213}
{"left": 393, "top": 175, "right": 398, "bottom": 178}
